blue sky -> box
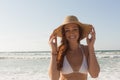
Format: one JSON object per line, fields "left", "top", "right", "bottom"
{"left": 0, "top": 0, "right": 120, "bottom": 51}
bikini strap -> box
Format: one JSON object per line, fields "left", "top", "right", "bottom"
{"left": 79, "top": 45, "right": 85, "bottom": 55}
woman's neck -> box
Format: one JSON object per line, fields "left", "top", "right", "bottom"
{"left": 68, "top": 42, "right": 79, "bottom": 51}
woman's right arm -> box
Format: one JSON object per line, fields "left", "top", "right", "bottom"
{"left": 48, "top": 33, "right": 60, "bottom": 80}
{"left": 49, "top": 55, "right": 60, "bottom": 80}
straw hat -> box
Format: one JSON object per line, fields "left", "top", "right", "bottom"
{"left": 53, "top": 15, "right": 92, "bottom": 40}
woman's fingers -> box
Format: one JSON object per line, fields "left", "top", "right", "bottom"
{"left": 49, "top": 33, "right": 54, "bottom": 41}
{"left": 91, "top": 27, "right": 96, "bottom": 40}
{"left": 54, "top": 35, "right": 57, "bottom": 46}
{"left": 49, "top": 33, "right": 54, "bottom": 42}
{"left": 86, "top": 26, "right": 96, "bottom": 46}
{"left": 49, "top": 34, "right": 58, "bottom": 54}
{"left": 49, "top": 33, "right": 57, "bottom": 48}
{"left": 88, "top": 26, "right": 96, "bottom": 39}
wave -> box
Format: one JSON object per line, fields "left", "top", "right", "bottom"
{"left": 0, "top": 50, "right": 120, "bottom": 59}
{"left": 0, "top": 56, "right": 50, "bottom": 59}
{"left": 0, "top": 55, "right": 120, "bottom": 60}
{"left": 96, "top": 54, "right": 120, "bottom": 59}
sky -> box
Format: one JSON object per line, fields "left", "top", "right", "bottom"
{"left": 0, "top": 0, "right": 120, "bottom": 51}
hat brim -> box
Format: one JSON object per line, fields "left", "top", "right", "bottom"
{"left": 53, "top": 22, "right": 92, "bottom": 40}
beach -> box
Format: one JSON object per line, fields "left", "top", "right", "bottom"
{"left": 0, "top": 50, "right": 120, "bottom": 80}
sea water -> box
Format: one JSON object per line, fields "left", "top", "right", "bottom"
{"left": 0, "top": 50, "right": 120, "bottom": 80}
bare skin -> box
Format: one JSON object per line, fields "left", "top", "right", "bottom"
{"left": 49, "top": 23, "right": 100, "bottom": 80}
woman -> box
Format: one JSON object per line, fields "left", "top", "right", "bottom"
{"left": 49, "top": 15, "right": 100, "bottom": 80}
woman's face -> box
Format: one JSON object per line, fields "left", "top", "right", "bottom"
{"left": 64, "top": 23, "right": 79, "bottom": 43}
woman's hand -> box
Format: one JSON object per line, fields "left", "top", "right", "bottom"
{"left": 86, "top": 26, "right": 96, "bottom": 48}
{"left": 49, "top": 33, "right": 57, "bottom": 55}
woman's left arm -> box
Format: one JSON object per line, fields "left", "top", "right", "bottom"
{"left": 86, "top": 26, "right": 100, "bottom": 78}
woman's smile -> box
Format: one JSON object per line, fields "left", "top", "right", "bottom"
{"left": 68, "top": 34, "right": 77, "bottom": 39}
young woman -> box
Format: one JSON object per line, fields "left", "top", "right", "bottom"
{"left": 49, "top": 15, "right": 100, "bottom": 80}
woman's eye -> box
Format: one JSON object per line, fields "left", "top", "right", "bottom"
{"left": 65, "top": 28, "right": 78, "bottom": 33}
{"left": 65, "top": 30, "right": 69, "bottom": 33}
{"left": 73, "top": 28, "right": 78, "bottom": 31}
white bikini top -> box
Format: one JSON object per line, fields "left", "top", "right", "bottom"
{"left": 60, "top": 46, "right": 88, "bottom": 74}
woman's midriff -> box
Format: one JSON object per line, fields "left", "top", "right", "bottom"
{"left": 60, "top": 73, "right": 87, "bottom": 80}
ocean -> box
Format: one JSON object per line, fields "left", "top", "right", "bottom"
{"left": 0, "top": 50, "right": 120, "bottom": 80}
